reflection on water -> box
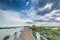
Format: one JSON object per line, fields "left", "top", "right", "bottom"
{"left": 0, "top": 27, "right": 23, "bottom": 40}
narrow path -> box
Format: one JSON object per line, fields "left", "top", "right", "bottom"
{"left": 18, "top": 27, "right": 35, "bottom": 40}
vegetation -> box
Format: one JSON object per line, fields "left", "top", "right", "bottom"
{"left": 29, "top": 25, "right": 60, "bottom": 40}
{"left": 0, "top": 27, "right": 21, "bottom": 29}
{"left": 3, "top": 35, "right": 10, "bottom": 40}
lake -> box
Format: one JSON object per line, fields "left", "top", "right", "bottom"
{"left": 0, "top": 27, "right": 24, "bottom": 40}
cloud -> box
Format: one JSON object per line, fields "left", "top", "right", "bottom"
{"left": 23, "top": 6, "right": 60, "bottom": 23}
{"left": 55, "top": 17, "right": 60, "bottom": 21}
{"left": 38, "top": 3, "right": 53, "bottom": 12}
{"left": 32, "top": 0, "right": 60, "bottom": 16}
{"left": 44, "top": 3, "right": 53, "bottom": 9}
{"left": 33, "top": 22, "right": 60, "bottom": 26}
{"left": 34, "top": 10, "right": 60, "bottom": 22}
{"left": 0, "top": 0, "right": 60, "bottom": 26}
{"left": 31, "top": 0, "right": 39, "bottom": 5}
{"left": 0, "top": 9, "right": 33, "bottom": 27}
{"left": 26, "top": 1, "right": 30, "bottom": 6}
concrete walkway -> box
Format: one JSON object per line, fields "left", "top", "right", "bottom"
{"left": 18, "top": 27, "right": 35, "bottom": 40}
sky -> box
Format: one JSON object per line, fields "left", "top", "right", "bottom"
{"left": 0, "top": 0, "right": 60, "bottom": 27}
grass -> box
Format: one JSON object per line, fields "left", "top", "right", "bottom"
{"left": 28, "top": 25, "right": 60, "bottom": 40}
{"left": 3, "top": 35, "right": 10, "bottom": 40}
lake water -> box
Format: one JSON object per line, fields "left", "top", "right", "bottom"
{"left": 0, "top": 27, "right": 24, "bottom": 40}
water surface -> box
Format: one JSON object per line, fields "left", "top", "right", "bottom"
{"left": 0, "top": 27, "right": 23, "bottom": 40}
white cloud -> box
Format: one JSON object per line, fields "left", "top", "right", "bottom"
{"left": 21, "top": 7, "right": 60, "bottom": 22}
{"left": 37, "top": 10, "right": 60, "bottom": 21}
{"left": 0, "top": 10, "right": 33, "bottom": 27}
{"left": 16, "top": 5, "right": 60, "bottom": 26}
{"left": 55, "top": 17, "right": 60, "bottom": 21}
{"left": 38, "top": 3, "right": 53, "bottom": 11}
{"left": 21, "top": 5, "right": 60, "bottom": 22}
{"left": 21, "top": 7, "right": 37, "bottom": 18}
{"left": 26, "top": 2, "right": 30, "bottom": 6}
{"left": 44, "top": 3, "right": 53, "bottom": 9}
